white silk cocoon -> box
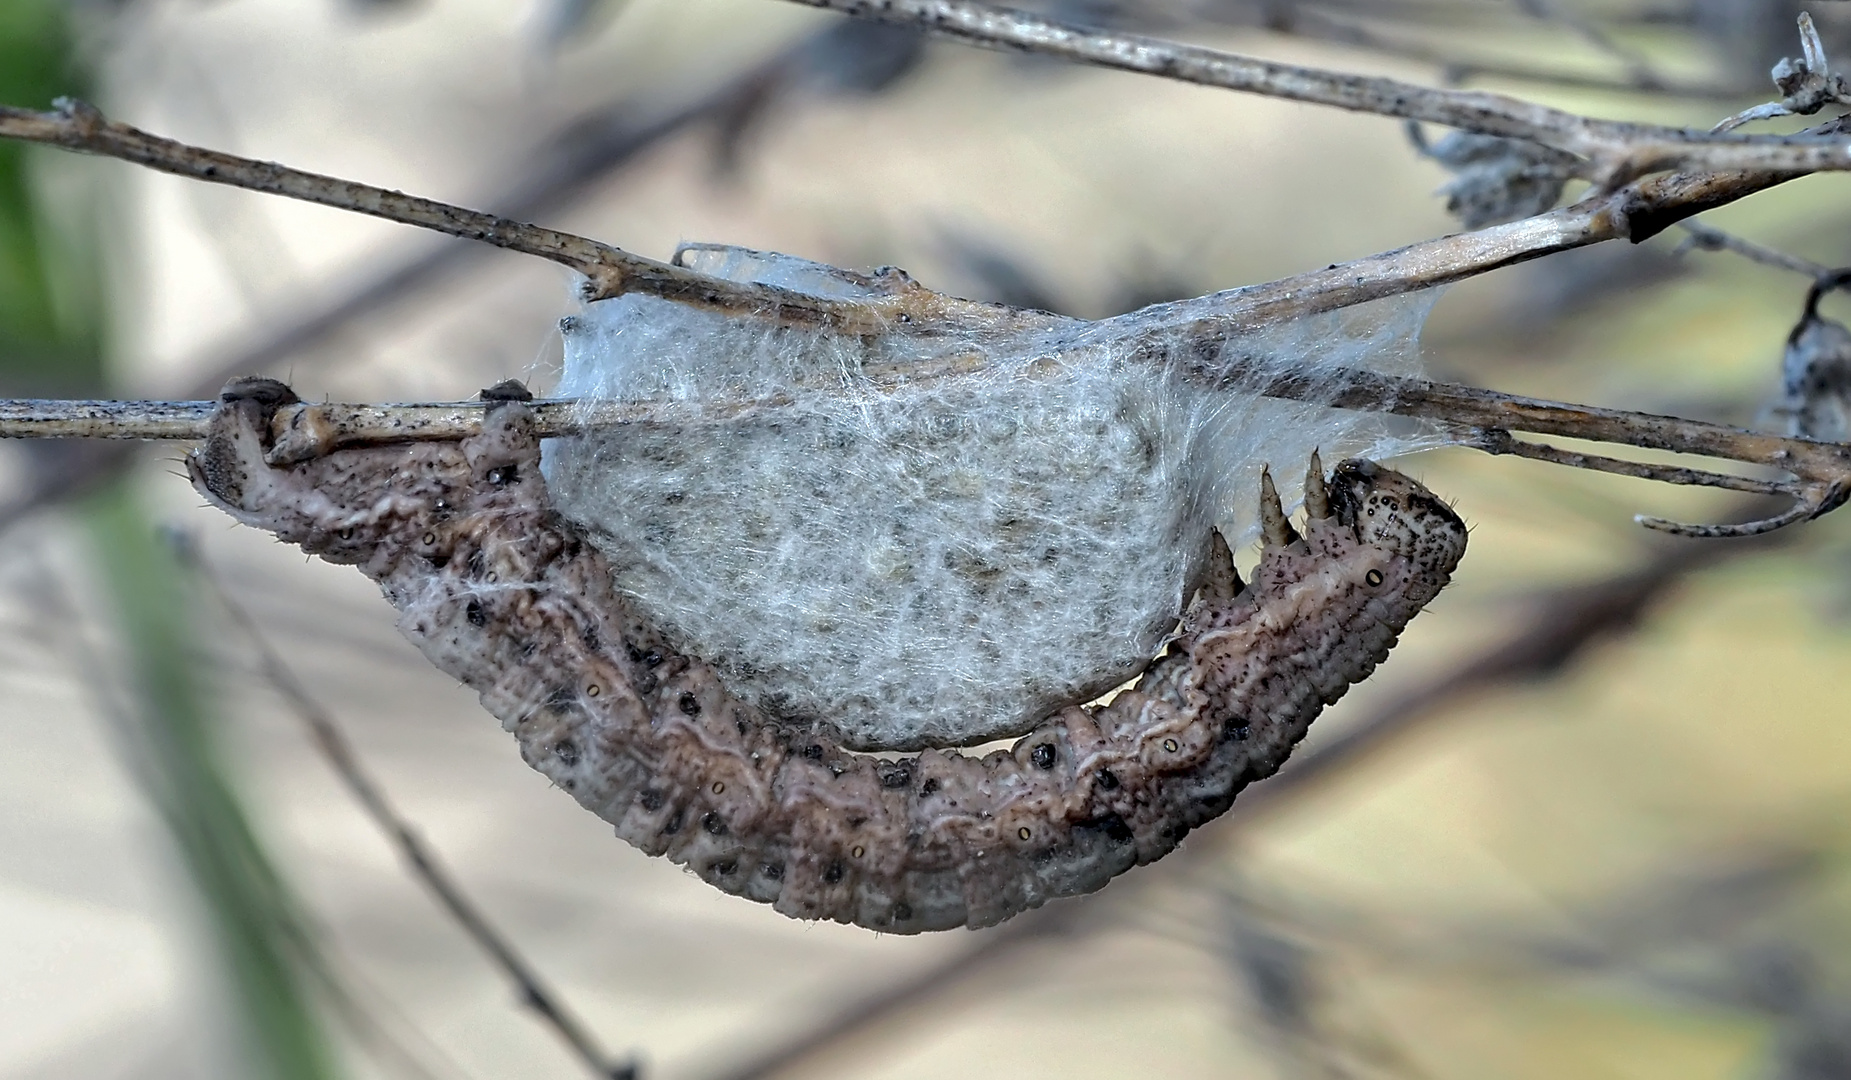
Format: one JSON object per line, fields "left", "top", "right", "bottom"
{"left": 542, "top": 247, "right": 1438, "bottom": 751}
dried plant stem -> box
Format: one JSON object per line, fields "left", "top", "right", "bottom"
{"left": 7, "top": 356, "right": 1848, "bottom": 537}
{"left": 1259, "top": 5, "right": 1738, "bottom": 100}
{"left": 1676, "top": 221, "right": 1833, "bottom": 278}
{"left": 0, "top": 101, "right": 1002, "bottom": 334}
{"left": 1153, "top": 155, "right": 1817, "bottom": 329}
{"left": 187, "top": 549, "right": 637, "bottom": 1080}
{"left": 0, "top": 92, "right": 1815, "bottom": 343}
{"left": 777, "top": 0, "right": 1851, "bottom": 184}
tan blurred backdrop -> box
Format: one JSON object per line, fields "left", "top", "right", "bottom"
{"left": 4, "top": 2, "right": 1851, "bottom": 1078}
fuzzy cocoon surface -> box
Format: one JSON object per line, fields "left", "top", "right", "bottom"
{"left": 542, "top": 247, "right": 1434, "bottom": 751}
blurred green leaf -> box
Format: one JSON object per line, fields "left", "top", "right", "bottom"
{"left": 84, "top": 488, "right": 341, "bottom": 1080}
{"left": 2, "top": 3, "right": 340, "bottom": 1076}
{"left": 0, "top": 0, "right": 103, "bottom": 393}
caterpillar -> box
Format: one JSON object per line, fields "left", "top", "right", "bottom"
{"left": 189, "top": 376, "right": 1467, "bottom": 933}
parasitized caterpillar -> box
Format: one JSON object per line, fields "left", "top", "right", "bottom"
{"left": 189, "top": 375, "right": 1466, "bottom": 933}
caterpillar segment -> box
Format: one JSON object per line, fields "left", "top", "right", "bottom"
{"left": 189, "top": 377, "right": 1467, "bottom": 933}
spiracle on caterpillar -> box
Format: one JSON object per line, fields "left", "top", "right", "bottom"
{"left": 188, "top": 375, "right": 1467, "bottom": 934}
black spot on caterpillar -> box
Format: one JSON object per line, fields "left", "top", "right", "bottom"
{"left": 188, "top": 377, "right": 1467, "bottom": 933}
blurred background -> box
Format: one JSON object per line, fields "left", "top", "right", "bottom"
{"left": 4, "top": 0, "right": 1851, "bottom": 1077}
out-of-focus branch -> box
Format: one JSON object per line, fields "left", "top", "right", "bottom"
{"left": 707, "top": 523, "right": 1775, "bottom": 1080}
{"left": 184, "top": 544, "right": 638, "bottom": 1080}
{"left": 1676, "top": 221, "right": 1833, "bottom": 278}
{"left": 704, "top": 903, "right": 1088, "bottom": 1080}
{"left": 1226, "top": 532, "right": 1772, "bottom": 815}
{"left": 1512, "top": 0, "right": 1662, "bottom": 89}
{"left": 778, "top": 0, "right": 1851, "bottom": 185}
{"left": 1264, "top": 6, "right": 1738, "bottom": 99}
{"left": 1264, "top": 0, "right": 1738, "bottom": 99}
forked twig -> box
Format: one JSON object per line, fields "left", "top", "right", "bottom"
{"left": 776, "top": 0, "right": 1851, "bottom": 185}
{"left": 183, "top": 545, "right": 638, "bottom": 1080}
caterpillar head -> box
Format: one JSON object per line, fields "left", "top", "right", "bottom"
{"left": 1326, "top": 457, "right": 1467, "bottom": 605}
{"left": 187, "top": 377, "right": 542, "bottom": 571}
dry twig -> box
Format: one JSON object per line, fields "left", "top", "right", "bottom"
{"left": 776, "top": 0, "right": 1851, "bottom": 185}
{"left": 1676, "top": 221, "right": 1833, "bottom": 279}
{"left": 0, "top": 100, "right": 1001, "bottom": 334}
{"left": 7, "top": 353, "right": 1848, "bottom": 537}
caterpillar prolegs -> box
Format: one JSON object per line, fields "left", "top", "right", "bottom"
{"left": 189, "top": 377, "right": 1467, "bottom": 933}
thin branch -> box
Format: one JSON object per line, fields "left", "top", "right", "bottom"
{"left": 0, "top": 399, "right": 221, "bottom": 440}
{"left": 1268, "top": 6, "right": 1740, "bottom": 100}
{"left": 1464, "top": 428, "right": 1789, "bottom": 497}
{"left": 8, "top": 353, "right": 1849, "bottom": 538}
{"left": 1511, "top": 0, "right": 1663, "bottom": 90}
{"left": 0, "top": 100, "right": 1002, "bottom": 334}
{"left": 183, "top": 546, "right": 638, "bottom": 1080}
{"left": 1675, "top": 221, "right": 1833, "bottom": 278}
{"left": 778, "top": 0, "right": 1851, "bottom": 185}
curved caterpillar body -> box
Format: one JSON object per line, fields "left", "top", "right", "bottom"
{"left": 189, "top": 378, "right": 1467, "bottom": 933}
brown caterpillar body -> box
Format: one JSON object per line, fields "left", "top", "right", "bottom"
{"left": 189, "top": 378, "right": 1467, "bottom": 933}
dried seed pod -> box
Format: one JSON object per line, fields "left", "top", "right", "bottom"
{"left": 189, "top": 380, "right": 1467, "bottom": 933}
